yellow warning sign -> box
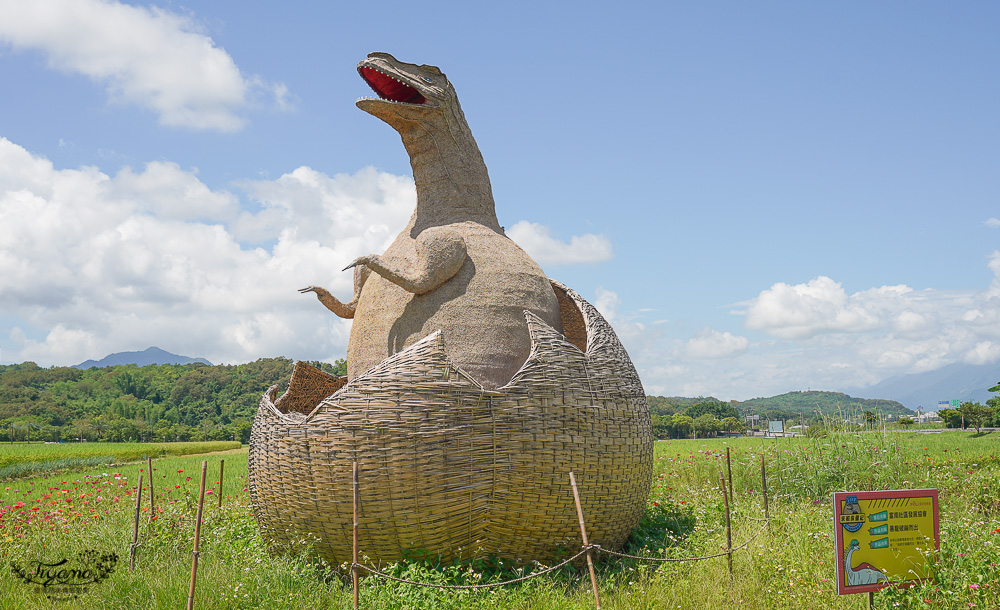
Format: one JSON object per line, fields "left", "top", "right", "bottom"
{"left": 833, "top": 489, "right": 939, "bottom": 595}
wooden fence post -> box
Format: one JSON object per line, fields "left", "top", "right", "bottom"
{"left": 187, "top": 461, "right": 208, "bottom": 610}
{"left": 129, "top": 474, "right": 143, "bottom": 571}
{"left": 725, "top": 447, "right": 734, "bottom": 505}
{"left": 353, "top": 461, "right": 360, "bottom": 610}
{"left": 217, "top": 459, "right": 225, "bottom": 509}
{"left": 569, "top": 472, "right": 601, "bottom": 610}
{"left": 760, "top": 454, "right": 769, "bottom": 526}
{"left": 147, "top": 457, "right": 155, "bottom": 521}
{"left": 719, "top": 472, "right": 733, "bottom": 577}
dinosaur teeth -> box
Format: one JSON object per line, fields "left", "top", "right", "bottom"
{"left": 359, "top": 63, "right": 428, "bottom": 105}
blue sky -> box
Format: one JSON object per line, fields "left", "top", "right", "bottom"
{"left": 1, "top": 1, "right": 998, "bottom": 400}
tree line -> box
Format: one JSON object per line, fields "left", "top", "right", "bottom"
{"left": 5, "top": 359, "right": 994, "bottom": 444}
{"left": 932, "top": 384, "right": 1000, "bottom": 433}
{"left": 647, "top": 397, "right": 745, "bottom": 439}
{"left": 0, "top": 358, "right": 345, "bottom": 444}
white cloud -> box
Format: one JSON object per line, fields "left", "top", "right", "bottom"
{"left": 618, "top": 257, "right": 1000, "bottom": 401}
{"left": 741, "top": 271, "right": 1000, "bottom": 364}
{"left": 989, "top": 250, "right": 1000, "bottom": 283}
{"left": 235, "top": 166, "right": 414, "bottom": 248}
{"left": 685, "top": 328, "right": 749, "bottom": 359}
{"left": 0, "top": 136, "right": 412, "bottom": 366}
{"left": 593, "top": 287, "right": 621, "bottom": 321}
{"left": 892, "top": 310, "right": 930, "bottom": 336}
{"left": 743, "top": 276, "right": 886, "bottom": 339}
{"left": 985, "top": 218, "right": 1000, "bottom": 228}
{"left": 965, "top": 341, "right": 1000, "bottom": 365}
{"left": 506, "top": 221, "right": 613, "bottom": 265}
{"left": 113, "top": 162, "right": 240, "bottom": 221}
{"left": 0, "top": 0, "right": 287, "bottom": 131}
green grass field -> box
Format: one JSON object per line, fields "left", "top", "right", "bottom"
{"left": 0, "top": 441, "right": 243, "bottom": 479}
{"left": 1, "top": 432, "right": 998, "bottom": 609}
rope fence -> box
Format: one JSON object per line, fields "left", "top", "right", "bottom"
{"left": 351, "top": 546, "right": 595, "bottom": 590}
{"left": 350, "top": 518, "right": 771, "bottom": 591}
{"left": 124, "top": 448, "right": 771, "bottom": 610}
{"left": 346, "top": 448, "right": 774, "bottom": 609}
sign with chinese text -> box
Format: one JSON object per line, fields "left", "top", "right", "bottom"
{"left": 833, "top": 489, "right": 939, "bottom": 595}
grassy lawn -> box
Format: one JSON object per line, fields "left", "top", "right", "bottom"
{"left": 0, "top": 441, "right": 243, "bottom": 479}
{"left": 1, "top": 432, "right": 998, "bottom": 608}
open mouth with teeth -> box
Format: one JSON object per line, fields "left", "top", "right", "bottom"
{"left": 359, "top": 66, "right": 427, "bottom": 105}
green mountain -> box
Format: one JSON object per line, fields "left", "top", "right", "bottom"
{"left": 73, "top": 346, "right": 212, "bottom": 368}
{"left": 735, "top": 390, "right": 915, "bottom": 420}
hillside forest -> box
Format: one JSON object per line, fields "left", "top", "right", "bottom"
{"left": 1, "top": 361, "right": 997, "bottom": 443}
{"left": 0, "top": 359, "right": 344, "bottom": 444}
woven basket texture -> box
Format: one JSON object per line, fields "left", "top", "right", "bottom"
{"left": 249, "top": 280, "right": 653, "bottom": 565}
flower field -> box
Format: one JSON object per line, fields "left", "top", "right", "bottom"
{"left": 0, "top": 441, "right": 243, "bottom": 479}
{"left": 1, "top": 432, "right": 998, "bottom": 609}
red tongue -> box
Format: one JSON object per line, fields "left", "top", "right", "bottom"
{"left": 360, "top": 67, "right": 427, "bottom": 104}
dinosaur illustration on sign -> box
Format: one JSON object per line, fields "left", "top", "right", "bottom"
{"left": 844, "top": 539, "right": 889, "bottom": 586}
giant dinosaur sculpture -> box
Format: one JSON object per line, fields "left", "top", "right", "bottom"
{"left": 249, "top": 52, "right": 653, "bottom": 566}
{"left": 301, "top": 52, "right": 562, "bottom": 389}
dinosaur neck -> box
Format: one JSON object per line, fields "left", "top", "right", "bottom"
{"left": 396, "top": 108, "right": 502, "bottom": 234}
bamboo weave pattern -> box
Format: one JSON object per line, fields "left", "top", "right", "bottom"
{"left": 249, "top": 281, "right": 653, "bottom": 564}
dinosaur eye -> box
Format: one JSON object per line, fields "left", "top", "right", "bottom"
{"left": 421, "top": 76, "right": 434, "bottom": 83}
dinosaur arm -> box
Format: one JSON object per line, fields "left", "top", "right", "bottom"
{"left": 350, "top": 228, "right": 466, "bottom": 295}
{"left": 350, "top": 264, "right": 371, "bottom": 303}
{"left": 299, "top": 264, "right": 372, "bottom": 319}
{"left": 299, "top": 286, "right": 355, "bottom": 318}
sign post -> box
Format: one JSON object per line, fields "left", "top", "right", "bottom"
{"left": 833, "top": 489, "right": 939, "bottom": 597}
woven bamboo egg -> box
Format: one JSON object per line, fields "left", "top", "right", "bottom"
{"left": 248, "top": 280, "right": 653, "bottom": 565}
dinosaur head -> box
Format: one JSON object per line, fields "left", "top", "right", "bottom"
{"left": 356, "top": 52, "right": 456, "bottom": 128}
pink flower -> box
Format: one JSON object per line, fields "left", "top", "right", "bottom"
{"left": 969, "top": 584, "right": 979, "bottom": 589}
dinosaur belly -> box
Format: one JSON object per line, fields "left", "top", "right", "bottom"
{"left": 347, "top": 223, "right": 563, "bottom": 389}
